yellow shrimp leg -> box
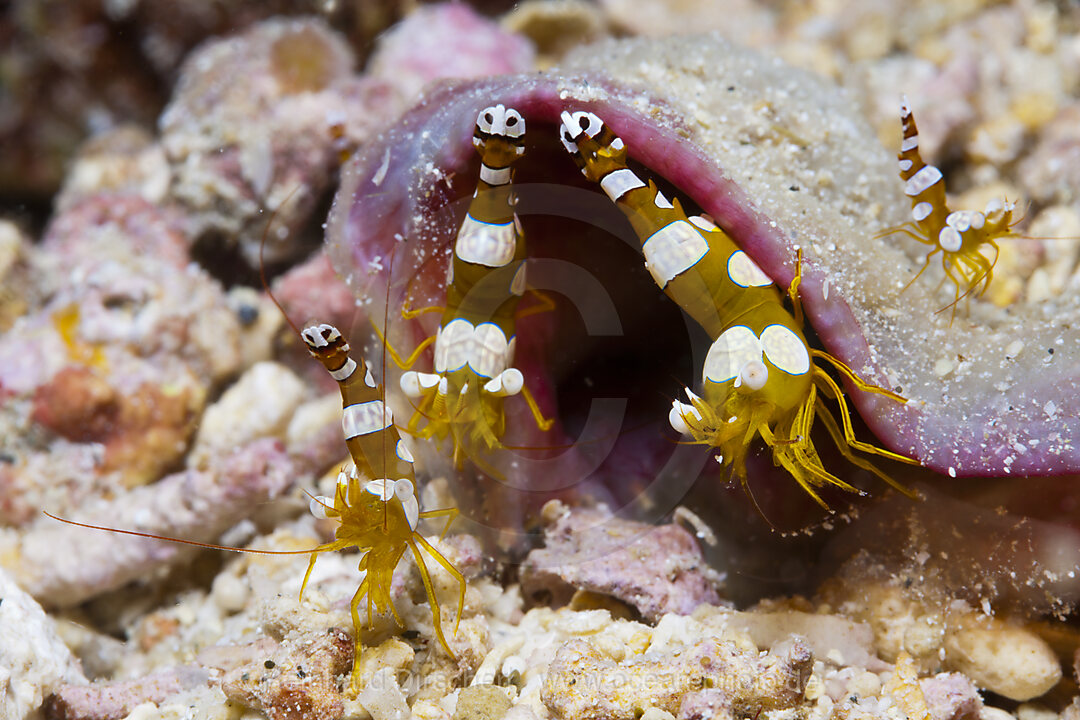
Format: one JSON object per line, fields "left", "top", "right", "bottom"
{"left": 942, "top": 244, "right": 998, "bottom": 311}
{"left": 406, "top": 537, "right": 457, "bottom": 657}
{"left": 401, "top": 299, "right": 446, "bottom": 319}
{"left": 345, "top": 575, "right": 372, "bottom": 695}
{"left": 371, "top": 320, "right": 437, "bottom": 370}
{"left": 515, "top": 287, "right": 557, "bottom": 319}
{"left": 809, "top": 350, "right": 907, "bottom": 403}
{"left": 813, "top": 397, "right": 917, "bottom": 499}
{"left": 413, "top": 533, "right": 467, "bottom": 635}
{"left": 787, "top": 386, "right": 862, "bottom": 496}
{"left": 812, "top": 367, "right": 920, "bottom": 468}
{"left": 520, "top": 384, "right": 556, "bottom": 432}
{"left": 787, "top": 249, "right": 805, "bottom": 327}
{"left": 902, "top": 247, "right": 941, "bottom": 293}
{"left": 759, "top": 423, "right": 832, "bottom": 509}
{"left": 418, "top": 506, "right": 459, "bottom": 542}
{"left": 298, "top": 538, "right": 352, "bottom": 600}
{"left": 874, "top": 222, "right": 923, "bottom": 242}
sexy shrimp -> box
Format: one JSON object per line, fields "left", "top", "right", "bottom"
{"left": 300, "top": 321, "right": 465, "bottom": 694}
{"left": 392, "top": 103, "right": 553, "bottom": 468}
{"left": 889, "top": 97, "right": 1017, "bottom": 314}
{"left": 48, "top": 312, "right": 465, "bottom": 696}
{"left": 558, "top": 109, "right": 919, "bottom": 509}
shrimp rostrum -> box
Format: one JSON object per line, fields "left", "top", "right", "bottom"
{"left": 558, "top": 110, "right": 919, "bottom": 509}
{"left": 301, "top": 322, "right": 465, "bottom": 693}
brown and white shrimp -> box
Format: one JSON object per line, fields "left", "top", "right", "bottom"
{"left": 387, "top": 104, "right": 554, "bottom": 469}
{"left": 299, "top": 321, "right": 465, "bottom": 694}
{"left": 888, "top": 97, "right": 1018, "bottom": 315}
{"left": 558, "top": 108, "right": 919, "bottom": 509}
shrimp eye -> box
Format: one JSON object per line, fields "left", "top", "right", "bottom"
{"left": 502, "top": 108, "right": 525, "bottom": 138}
{"left": 302, "top": 322, "right": 341, "bottom": 348}
{"left": 571, "top": 111, "right": 603, "bottom": 137}
{"left": 477, "top": 105, "right": 500, "bottom": 133}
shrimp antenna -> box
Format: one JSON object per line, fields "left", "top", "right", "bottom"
{"left": 382, "top": 245, "right": 398, "bottom": 533}
{"left": 740, "top": 477, "right": 781, "bottom": 533}
{"left": 43, "top": 511, "right": 321, "bottom": 556}
{"left": 259, "top": 188, "right": 306, "bottom": 339}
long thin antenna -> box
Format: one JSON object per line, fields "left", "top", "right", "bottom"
{"left": 259, "top": 190, "right": 305, "bottom": 339}
{"left": 44, "top": 511, "right": 321, "bottom": 556}
{"left": 381, "top": 241, "right": 400, "bottom": 533}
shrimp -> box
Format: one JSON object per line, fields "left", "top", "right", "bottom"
{"left": 300, "top": 321, "right": 465, "bottom": 694}
{"left": 889, "top": 97, "right": 1017, "bottom": 316}
{"left": 47, "top": 216, "right": 469, "bottom": 696}
{"left": 389, "top": 103, "right": 554, "bottom": 469}
{"left": 47, "top": 321, "right": 466, "bottom": 696}
{"left": 558, "top": 109, "right": 919, "bottom": 510}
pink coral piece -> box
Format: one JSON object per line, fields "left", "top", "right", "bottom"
{"left": 522, "top": 503, "right": 720, "bottom": 620}
{"left": 14, "top": 438, "right": 295, "bottom": 607}
{"left": 366, "top": 4, "right": 536, "bottom": 101}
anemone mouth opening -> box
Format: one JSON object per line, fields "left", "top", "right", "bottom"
{"left": 511, "top": 123, "right": 703, "bottom": 498}
{"left": 525, "top": 144, "right": 682, "bottom": 396}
